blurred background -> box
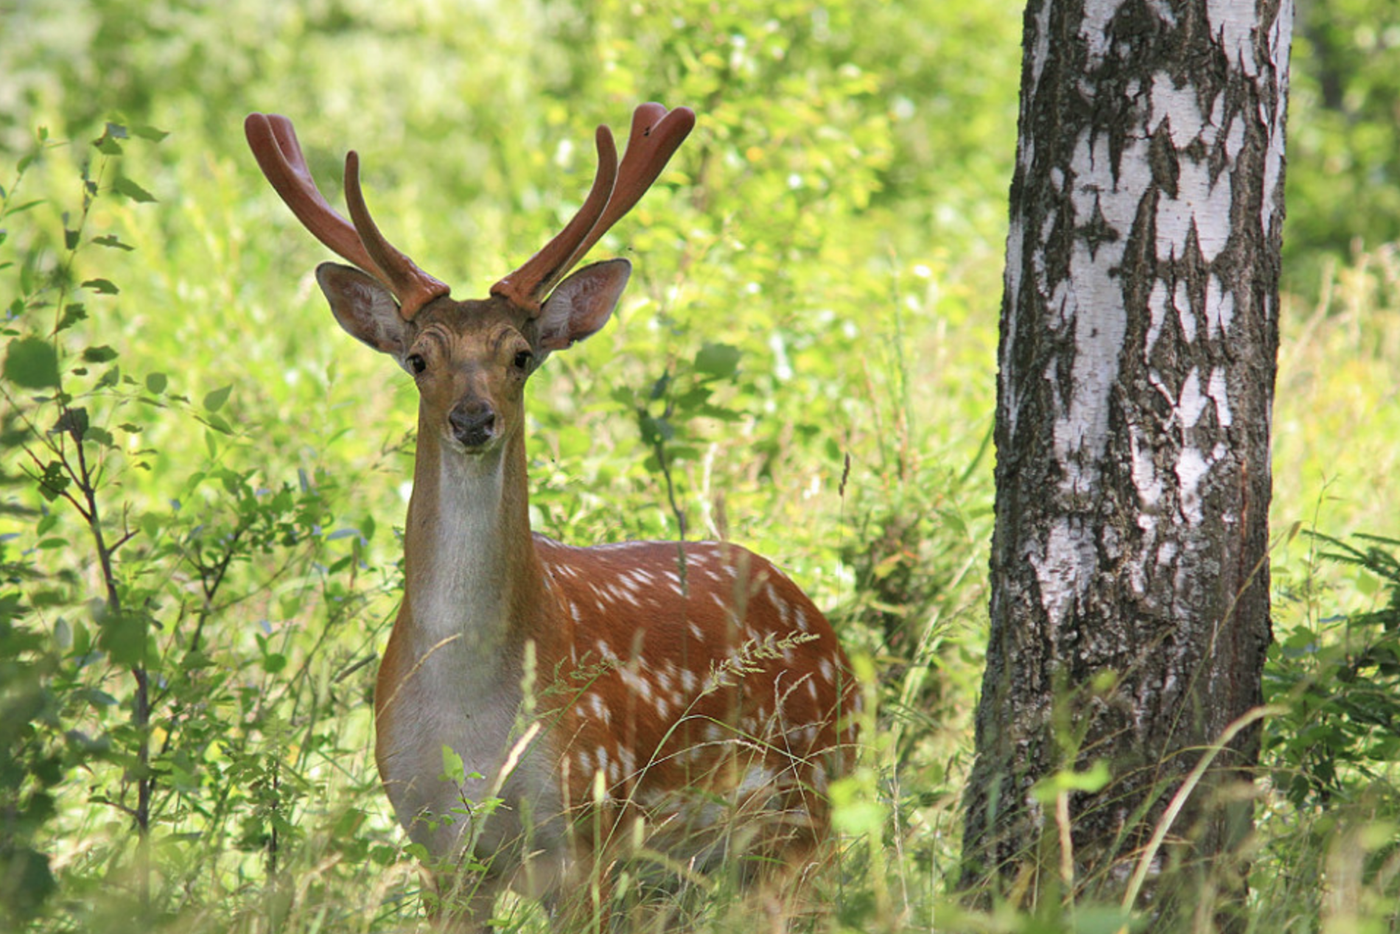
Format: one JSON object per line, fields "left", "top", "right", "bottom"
{"left": 2, "top": 0, "right": 1398, "bottom": 930}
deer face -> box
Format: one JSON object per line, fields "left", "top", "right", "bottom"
{"left": 316, "top": 259, "right": 631, "bottom": 455}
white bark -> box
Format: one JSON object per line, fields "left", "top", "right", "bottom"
{"left": 964, "top": 0, "right": 1291, "bottom": 907}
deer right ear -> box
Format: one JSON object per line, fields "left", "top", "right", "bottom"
{"left": 536, "top": 259, "right": 631, "bottom": 351}
{"left": 316, "top": 263, "right": 409, "bottom": 357}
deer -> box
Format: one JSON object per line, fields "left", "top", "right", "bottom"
{"left": 245, "top": 104, "right": 858, "bottom": 930}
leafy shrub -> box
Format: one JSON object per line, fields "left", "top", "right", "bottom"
{"left": 1267, "top": 532, "right": 1400, "bottom": 810}
{"left": 0, "top": 122, "right": 412, "bottom": 931}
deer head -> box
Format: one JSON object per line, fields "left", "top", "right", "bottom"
{"left": 245, "top": 105, "right": 695, "bottom": 454}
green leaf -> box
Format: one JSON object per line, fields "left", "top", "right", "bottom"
{"left": 52, "top": 407, "right": 89, "bottom": 441}
{"left": 56, "top": 303, "right": 87, "bottom": 332}
{"left": 695, "top": 342, "right": 741, "bottom": 379}
{"left": 82, "top": 345, "right": 119, "bottom": 363}
{"left": 131, "top": 124, "right": 170, "bottom": 142}
{"left": 4, "top": 337, "right": 60, "bottom": 388}
{"left": 638, "top": 413, "right": 674, "bottom": 445}
{"left": 91, "top": 235, "right": 135, "bottom": 251}
{"left": 695, "top": 403, "right": 743, "bottom": 422}
{"left": 37, "top": 461, "right": 69, "bottom": 502}
{"left": 145, "top": 372, "right": 167, "bottom": 394}
{"left": 203, "top": 385, "right": 232, "bottom": 412}
{"left": 649, "top": 372, "right": 671, "bottom": 400}
{"left": 4, "top": 199, "right": 45, "bottom": 217}
{"left": 93, "top": 128, "right": 124, "bottom": 155}
{"left": 1031, "top": 760, "right": 1113, "bottom": 803}
{"left": 96, "top": 606, "right": 147, "bottom": 666}
{"left": 112, "top": 176, "right": 156, "bottom": 203}
{"left": 201, "top": 413, "right": 233, "bottom": 435}
{"left": 440, "top": 746, "right": 466, "bottom": 784}
{"left": 82, "top": 278, "right": 120, "bottom": 295}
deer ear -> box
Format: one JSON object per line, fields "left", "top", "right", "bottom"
{"left": 316, "top": 263, "right": 409, "bottom": 356}
{"left": 537, "top": 259, "right": 631, "bottom": 351}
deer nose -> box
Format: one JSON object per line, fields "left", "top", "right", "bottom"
{"left": 449, "top": 400, "right": 496, "bottom": 448}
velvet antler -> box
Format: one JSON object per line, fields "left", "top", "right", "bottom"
{"left": 490, "top": 104, "right": 695, "bottom": 313}
{"left": 245, "top": 113, "right": 450, "bottom": 318}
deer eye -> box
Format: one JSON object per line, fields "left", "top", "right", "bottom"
{"left": 406, "top": 353, "right": 427, "bottom": 375}
{"left": 513, "top": 349, "right": 534, "bottom": 372}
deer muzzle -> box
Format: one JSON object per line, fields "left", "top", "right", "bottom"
{"left": 448, "top": 400, "right": 497, "bottom": 450}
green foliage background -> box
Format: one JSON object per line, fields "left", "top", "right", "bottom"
{"left": 1, "top": 0, "right": 1398, "bottom": 930}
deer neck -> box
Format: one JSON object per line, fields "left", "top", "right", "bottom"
{"left": 401, "top": 424, "right": 546, "bottom": 661}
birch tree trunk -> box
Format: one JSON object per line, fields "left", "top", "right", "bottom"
{"left": 961, "top": 0, "right": 1292, "bottom": 917}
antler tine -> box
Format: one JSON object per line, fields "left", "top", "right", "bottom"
{"left": 245, "top": 114, "right": 386, "bottom": 281}
{"left": 492, "top": 104, "right": 695, "bottom": 313}
{"left": 342, "top": 151, "right": 451, "bottom": 319}
{"left": 245, "top": 113, "right": 450, "bottom": 319}
{"left": 563, "top": 104, "right": 696, "bottom": 274}
{"left": 491, "top": 126, "right": 620, "bottom": 311}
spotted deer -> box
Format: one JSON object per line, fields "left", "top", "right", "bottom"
{"left": 245, "top": 105, "right": 858, "bottom": 928}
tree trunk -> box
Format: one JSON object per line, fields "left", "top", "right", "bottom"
{"left": 961, "top": 0, "right": 1292, "bottom": 919}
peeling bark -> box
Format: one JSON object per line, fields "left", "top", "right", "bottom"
{"left": 961, "top": 0, "right": 1291, "bottom": 918}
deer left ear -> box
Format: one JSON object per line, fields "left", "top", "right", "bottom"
{"left": 537, "top": 259, "right": 631, "bottom": 351}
